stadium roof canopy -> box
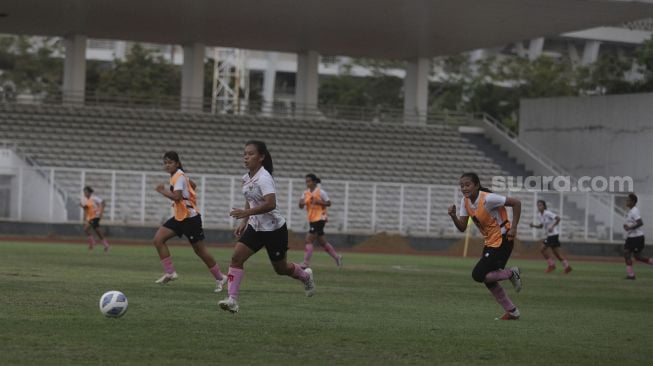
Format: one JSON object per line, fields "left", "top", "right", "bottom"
{"left": 1, "top": 0, "right": 653, "bottom": 59}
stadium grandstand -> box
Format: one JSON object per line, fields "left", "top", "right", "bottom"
{"left": 1, "top": 0, "right": 652, "bottom": 246}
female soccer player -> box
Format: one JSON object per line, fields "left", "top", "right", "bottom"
{"left": 218, "top": 140, "right": 315, "bottom": 314}
{"left": 152, "top": 151, "right": 227, "bottom": 293}
{"left": 529, "top": 200, "right": 572, "bottom": 273}
{"left": 623, "top": 193, "right": 652, "bottom": 280}
{"left": 80, "top": 186, "right": 109, "bottom": 252}
{"left": 448, "top": 172, "right": 523, "bottom": 320}
{"left": 299, "top": 173, "right": 342, "bottom": 269}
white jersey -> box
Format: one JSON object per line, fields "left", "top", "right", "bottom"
{"left": 538, "top": 209, "right": 559, "bottom": 236}
{"left": 625, "top": 206, "right": 644, "bottom": 238}
{"left": 242, "top": 167, "right": 286, "bottom": 231}
{"left": 459, "top": 193, "right": 508, "bottom": 234}
{"left": 171, "top": 170, "right": 198, "bottom": 218}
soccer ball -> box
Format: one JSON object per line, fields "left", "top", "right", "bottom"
{"left": 99, "top": 290, "right": 128, "bottom": 318}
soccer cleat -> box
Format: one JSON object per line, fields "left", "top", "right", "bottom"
{"left": 509, "top": 267, "right": 522, "bottom": 293}
{"left": 545, "top": 265, "right": 556, "bottom": 273}
{"left": 304, "top": 268, "right": 315, "bottom": 297}
{"left": 214, "top": 275, "right": 228, "bottom": 293}
{"left": 336, "top": 255, "right": 343, "bottom": 269}
{"left": 496, "top": 308, "right": 521, "bottom": 320}
{"left": 155, "top": 271, "right": 178, "bottom": 284}
{"left": 564, "top": 266, "right": 572, "bottom": 274}
{"left": 625, "top": 275, "right": 636, "bottom": 280}
{"left": 218, "top": 297, "right": 239, "bottom": 313}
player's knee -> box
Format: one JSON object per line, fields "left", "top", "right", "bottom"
{"left": 471, "top": 269, "right": 485, "bottom": 283}
{"left": 230, "top": 254, "right": 245, "bottom": 267}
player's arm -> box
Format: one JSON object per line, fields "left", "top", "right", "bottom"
{"left": 156, "top": 184, "right": 182, "bottom": 201}
{"left": 628, "top": 218, "right": 644, "bottom": 230}
{"left": 504, "top": 197, "right": 521, "bottom": 240}
{"left": 448, "top": 204, "right": 468, "bottom": 232}
{"left": 298, "top": 197, "right": 305, "bottom": 209}
{"left": 315, "top": 198, "right": 331, "bottom": 207}
{"left": 99, "top": 201, "right": 106, "bottom": 217}
{"left": 231, "top": 194, "right": 277, "bottom": 219}
{"left": 233, "top": 200, "right": 251, "bottom": 237}
{"left": 529, "top": 222, "right": 543, "bottom": 228}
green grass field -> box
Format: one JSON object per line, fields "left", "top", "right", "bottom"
{"left": 1, "top": 241, "right": 652, "bottom": 366}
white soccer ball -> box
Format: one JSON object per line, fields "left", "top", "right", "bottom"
{"left": 99, "top": 290, "right": 128, "bottom": 318}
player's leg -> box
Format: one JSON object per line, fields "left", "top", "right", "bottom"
{"left": 624, "top": 245, "right": 636, "bottom": 279}
{"left": 83, "top": 221, "right": 95, "bottom": 249}
{"left": 317, "top": 232, "right": 342, "bottom": 268}
{"left": 153, "top": 224, "right": 179, "bottom": 284}
{"left": 91, "top": 219, "right": 109, "bottom": 252}
{"left": 551, "top": 246, "right": 572, "bottom": 273}
{"left": 472, "top": 244, "right": 519, "bottom": 319}
{"left": 267, "top": 224, "right": 315, "bottom": 296}
{"left": 301, "top": 231, "right": 317, "bottom": 268}
{"left": 541, "top": 241, "right": 556, "bottom": 272}
{"left": 631, "top": 237, "right": 652, "bottom": 265}
{"left": 218, "top": 226, "right": 261, "bottom": 313}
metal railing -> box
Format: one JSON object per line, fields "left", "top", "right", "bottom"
{"left": 3, "top": 166, "right": 650, "bottom": 242}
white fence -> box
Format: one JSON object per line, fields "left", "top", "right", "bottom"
{"left": 2, "top": 167, "right": 652, "bottom": 243}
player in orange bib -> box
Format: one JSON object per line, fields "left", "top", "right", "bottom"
{"left": 448, "top": 172, "right": 523, "bottom": 320}
{"left": 152, "top": 151, "right": 227, "bottom": 293}
{"left": 299, "top": 174, "right": 342, "bottom": 269}
{"left": 80, "top": 186, "right": 109, "bottom": 252}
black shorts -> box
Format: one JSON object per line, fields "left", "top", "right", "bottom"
{"left": 309, "top": 220, "right": 326, "bottom": 236}
{"left": 624, "top": 236, "right": 645, "bottom": 253}
{"left": 163, "top": 215, "right": 205, "bottom": 244}
{"left": 88, "top": 218, "right": 101, "bottom": 229}
{"left": 543, "top": 235, "right": 561, "bottom": 248}
{"left": 239, "top": 224, "right": 288, "bottom": 262}
{"left": 472, "top": 235, "right": 514, "bottom": 283}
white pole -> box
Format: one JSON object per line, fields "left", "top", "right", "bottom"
{"left": 80, "top": 170, "right": 86, "bottom": 221}
{"left": 140, "top": 173, "right": 146, "bottom": 224}
{"left": 532, "top": 191, "right": 538, "bottom": 239}
{"left": 287, "top": 179, "right": 293, "bottom": 229}
{"left": 558, "top": 191, "right": 564, "bottom": 239}
{"left": 200, "top": 175, "right": 206, "bottom": 220}
{"left": 343, "top": 182, "right": 349, "bottom": 231}
{"left": 609, "top": 195, "right": 615, "bottom": 241}
{"left": 17, "top": 166, "right": 23, "bottom": 220}
{"left": 110, "top": 171, "right": 116, "bottom": 222}
{"left": 426, "top": 186, "right": 431, "bottom": 234}
{"left": 399, "top": 184, "right": 405, "bottom": 233}
{"left": 584, "top": 192, "right": 589, "bottom": 241}
{"left": 229, "top": 177, "right": 235, "bottom": 227}
{"left": 371, "top": 183, "right": 377, "bottom": 231}
{"left": 453, "top": 186, "right": 459, "bottom": 233}
{"left": 49, "top": 168, "right": 54, "bottom": 222}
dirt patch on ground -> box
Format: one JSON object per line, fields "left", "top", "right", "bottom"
{"left": 349, "top": 232, "right": 419, "bottom": 255}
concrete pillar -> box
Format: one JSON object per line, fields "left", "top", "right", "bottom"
{"left": 403, "top": 57, "right": 429, "bottom": 124}
{"left": 181, "top": 43, "right": 205, "bottom": 112}
{"left": 114, "top": 41, "right": 127, "bottom": 60}
{"left": 582, "top": 41, "right": 601, "bottom": 65}
{"left": 294, "top": 51, "right": 319, "bottom": 115}
{"left": 528, "top": 37, "right": 544, "bottom": 60}
{"left": 63, "top": 35, "right": 87, "bottom": 105}
{"left": 262, "top": 52, "right": 279, "bottom": 114}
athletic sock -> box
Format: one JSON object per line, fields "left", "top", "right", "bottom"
{"left": 227, "top": 267, "right": 244, "bottom": 300}
{"left": 161, "top": 256, "right": 175, "bottom": 274}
